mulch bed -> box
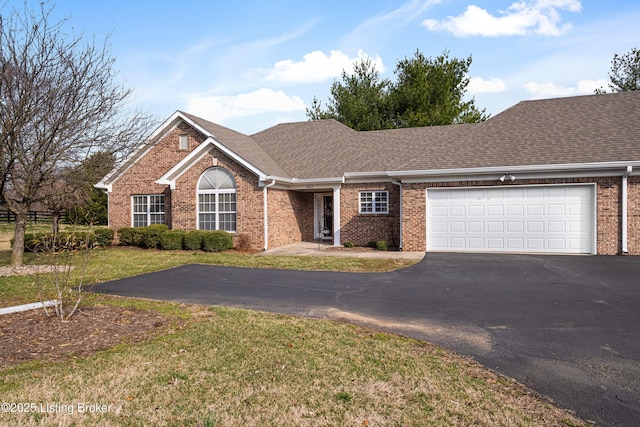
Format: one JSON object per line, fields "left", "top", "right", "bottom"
{"left": 0, "top": 305, "right": 182, "bottom": 369}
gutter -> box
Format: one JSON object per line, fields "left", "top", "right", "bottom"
{"left": 262, "top": 179, "right": 277, "bottom": 251}
{"left": 622, "top": 166, "right": 633, "bottom": 254}
{"left": 388, "top": 161, "right": 640, "bottom": 181}
{"left": 391, "top": 179, "right": 403, "bottom": 251}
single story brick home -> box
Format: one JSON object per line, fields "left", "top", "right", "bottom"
{"left": 97, "top": 91, "right": 640, "bottom": 255}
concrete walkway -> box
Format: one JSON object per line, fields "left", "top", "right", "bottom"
{"left": 260, "top": 241, "right": 425, "bottom": 260}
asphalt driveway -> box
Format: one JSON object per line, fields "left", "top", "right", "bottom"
{"left": 91, "top": 253, "right": 640, "bottom": 426}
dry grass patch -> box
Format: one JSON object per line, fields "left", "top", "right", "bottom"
{"left": 0, "top": 306, "right": 587, "bottom": 427}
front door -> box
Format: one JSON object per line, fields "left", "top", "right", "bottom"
{"left": 314, "top": 193, "right": 333, "bottom": 240}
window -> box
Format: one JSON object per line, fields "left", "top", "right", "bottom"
{"left": 198, "top": 167, "right": 236, "bottom": 232}
{"left": 132, "top": 195, "right": 165, "bottom": 227}
{"left": 359, "top": 191, "right": 389, "bottom": 214}
{"left": 179, "top": 135, "right": 189, "bottom": 150}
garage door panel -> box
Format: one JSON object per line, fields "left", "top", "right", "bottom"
{"left": 469, "top": 221, "right": 484, "bottom": 232}
{"left": 547, "top": 204, "right": 566, "bottom": 215}
{"left": 487, "top": 205, "right": 504, "bottom": 215}
{"left": 527, "top": 204, "right": 544, "bottom": 215}
{"left": 450, "top": 221, "right": 465, "bottom": 232}
{"left": 468, "top": 205, "right": 484, "bottom": 216}
{"left": 548, "top": 239, "right": 567, "bottom": 250}
{"left": 427, "top": 185, "right": 594, "bottom": 254}
{"left": 507, "top": 205, "right": 524, "bottom": 215}
{"left": 450, "top": 205, "right": 465, "bottom": 216}
{"left": 487, "top": 221, "right": 503, "bottom": 232}
{"left": 468, "top": 238, "right": 485, "bottom": 249}
{"left": 548, "top": 221, "right": 565, "bottom": 232}
{"left": 507, "top": 221, "right": 524, "bottom": 232}
{"left": 487, "top": 238, "right": 505, "bottom": 249}
{"left": 527, "top": 221, "right": 545, "bottom": 232}
{"left": 507, "top": 238, "right": 525, "bottom": 249}
{"left": 431, "top": 206, "right": 447, "bottom": 217}
{"left": 526, "top": 239, "right": 545, "bottom": 250}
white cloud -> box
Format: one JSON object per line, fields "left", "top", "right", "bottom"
{"left": 468, "top": 77, "right": 507, "bottom": 94}
{"left": 524, "top": 79, "right": 607, "bottom": 98}
{"left": 186, "top": 88, "right": 306, "bottom": 122}
{"left": 423, "top": 0, "right": 582, "bottom": 37}
{"left": 264, "top": 49, "right": 385, "bottom": 83}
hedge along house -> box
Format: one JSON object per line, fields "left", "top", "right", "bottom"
{"left": 96, "top": 91, "right": 640, "bottom": 255}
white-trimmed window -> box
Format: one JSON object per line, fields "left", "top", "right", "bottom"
{"left": 359, "top": 190, "right": 389, "bottom": 214}
{"left": 198, "top": 167, "right": 236, "bottom": 232}
{"left": 132, "top": 194, "right": 165, "bottom": 227}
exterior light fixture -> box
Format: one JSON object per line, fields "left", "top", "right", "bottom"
{"left": 499, "top": 174, "right": 516, "bottom": 182}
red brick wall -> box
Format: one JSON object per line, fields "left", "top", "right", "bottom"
{"left": 401, "top": 177, "right": 633, "bottom": 255}
{"left": 108, "top": 122, "right": 207, "bottom": 232}
{"left": 627, "top": 176, "right": 640, "bottom": 254}
{"left": 266, "top": 189, "right": 306, "bottom": 248}
{"left": 108, "top": 121, "right": 266, "bottom": 250}
{"left": 339, "top": 183, "right": 400, "bottom": 248}
{"left": 301, "top": 193, "right": 315, "bottom": 242}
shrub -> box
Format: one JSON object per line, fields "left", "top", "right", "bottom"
{"left": 202, "top": 230, "right": 233, "bottom": 252}
{"left": 20, "top": 231, "right": 96, "bottom": 252}
{"left": 139, "top": 224, "right": 169, "bottom": 249}
{"left": 343, "top": 241, "right": 355, "bottom": 248}
{"left": 22, "top": 233, "right": 40, "bottom": 252}
{"left": 117, "top": 227, "right": 140, "bottom": 246}
{"left": 366, "top": 240, "right": 377, "bottom": 249}
{"left": 183, "top": 230, "right": 206, "bottom": 251}
{"left": 93, "top": 228, "right": 114, "bottom": 247}
{"left": 159, "top": 230, "right": 185, "bottom": 250}
{"left": 375, "top": 240, "right": 388, "bottom": 251}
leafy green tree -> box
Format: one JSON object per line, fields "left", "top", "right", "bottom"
{"left": 65, "top": 187, "right": 109, "bottom": 226}
{"left": 306, "top": 50, "right": 488, "bottom": 130}
{"left": 306, "top": 58, "right": 392, "bottom": 131}
{"left": 596, "top": 48, "right": 640, "bottom": 93}
{"left": 391, "top": 50, "right": 488, "bottom": 126}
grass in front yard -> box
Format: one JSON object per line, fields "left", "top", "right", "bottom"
{"left": 0, "top": 306, "right": 585, "bottom": 427}
{"left": 0, "top": 247, "right": 416, "bottom": 306}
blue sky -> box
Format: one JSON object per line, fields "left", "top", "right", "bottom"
{"left": 34, "top": 0, "right": 640, "bottom": 134}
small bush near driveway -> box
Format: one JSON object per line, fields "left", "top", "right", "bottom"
{"left": 159, "top": 230, "right": 185, "bottom": 250}
{"left": 202, "top": 230, "right": 234, "bottom": 252}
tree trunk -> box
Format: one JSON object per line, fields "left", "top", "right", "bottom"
{"left": 11, "top": 213, "right": 27, "bottom": 267}
{"left": 52, "top": 211, "right": 60, "bottom": 234}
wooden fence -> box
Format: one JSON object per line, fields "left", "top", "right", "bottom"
{"left": 0, "top": 210, "right": 55, "bottom": 223}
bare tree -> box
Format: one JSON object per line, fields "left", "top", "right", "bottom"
{"left": 0, "top": 2, "right": 155, "bottom": 266}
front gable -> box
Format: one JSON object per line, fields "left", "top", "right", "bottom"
{"left": 156, "top": 137, "right": 267, "bottom": 190}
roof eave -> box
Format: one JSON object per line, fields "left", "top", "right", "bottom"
{"left": 157, "top": 137, "right": 268, "bottom": 189}
{"left": 389, "top": 161, "right": 640, "bottom": 183}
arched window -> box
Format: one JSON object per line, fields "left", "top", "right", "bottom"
{"left": 197, "top": 167, "right": 236, "bottom": 232}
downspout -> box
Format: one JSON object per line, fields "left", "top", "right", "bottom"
{"left": 391, "top": 179, "right": 403, "bottom": 251}
{"left": 263, "top": 179, "right": 276, "bottom": 251}
{"left": 622, "top": 166, "right": 632, "bottom": 254}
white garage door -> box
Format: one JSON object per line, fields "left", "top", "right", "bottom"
{"left": 427, "top": 185, "right": 595, "bottom": 254}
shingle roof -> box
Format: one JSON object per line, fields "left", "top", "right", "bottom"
{"left": 101, "top": 92, "right": 640, "bottom": 187}
{"left": 248, "top": 91, "right": 640, "bottom": 178}
{"left": 180, "top": 112, "right": 289, "bottom": 177}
